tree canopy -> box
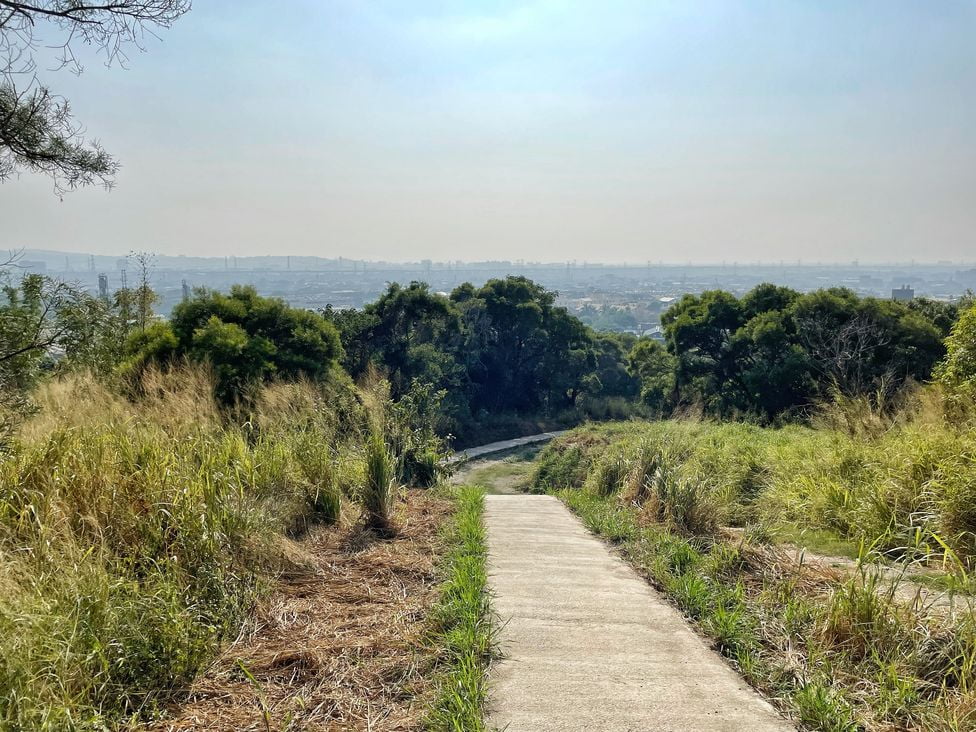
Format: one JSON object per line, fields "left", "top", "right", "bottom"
{"left": 0, "top": 0, "right": 189, "bottom": 190}
{"left": 126, "top": 285, "right": 343, "bottom": 402}
{"left": 661, "top": 284, "right": 946, "bottom": 419}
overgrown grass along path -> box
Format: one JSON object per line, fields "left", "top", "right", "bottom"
{"left": 531, "top": 424, "right": 976, "bottom": 731}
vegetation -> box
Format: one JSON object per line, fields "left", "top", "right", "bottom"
{"left": 325, "top": 279, "right": 968, "bottom": 443}
{"left": 0, "top": 367, "right": 371, "bottom": 728}
{"left": 531, "top": 395, "right": 976, "bottom": 561}
{"left": 1, "top": 1, "right": 190, "bottom": 190}
{"left": 324, "top": 277, "right": 643, "bottom": 445}
{"left": 661, "top": 285, "right": 955, "bottom": 420}
{"left": 125, "top": 285, "right": 343, "bottom": 403}
{"left": 550, "top": 488, "right": 976, "bottom": 731}
{"left": 937, "top": 302, "right": 976, "bottom": 410}
{"left": 529, "top": 370, "right": 976, "bottom": 730}
{"left": 427, "top": 485, "right": 494, "bottom": 731}
{"left": 0, "top": 246, "right": 973, "bottom": 729}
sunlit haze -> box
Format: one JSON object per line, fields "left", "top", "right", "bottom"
{"left": 2, "top": 1, "right": 974, "bottom": 263}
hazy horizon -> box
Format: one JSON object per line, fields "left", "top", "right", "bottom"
{"left": 2, "top": 1, "right": 974, "bottom": 263}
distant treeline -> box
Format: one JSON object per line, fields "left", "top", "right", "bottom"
{"left": 655, "top": 284, "right": 968, "bottom": 420}
{"left": 3, "top": 268, "right": 973, "bottom": 446}
{"left": 322, "top": 278, "right": 973, "bottom": 433}
{"left": 322, "top": 277, "right": 641, "bottom": 443}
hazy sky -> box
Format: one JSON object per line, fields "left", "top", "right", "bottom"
{"left": 2, "top": 1, "right": 975, "bottom": 263}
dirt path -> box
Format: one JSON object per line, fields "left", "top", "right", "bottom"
{"left": 777, "top": 543, "right": 969, "bottom": 613}
{"left": 485, "top": 495, "right": 794, "bottom": 731}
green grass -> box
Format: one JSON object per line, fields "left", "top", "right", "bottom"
{"left": 362, "top": 428, "right": 397, "bottom": 531}
{"left": 0, "top": 369, "right": 430, "bottom": 729}
{"left": 462, "top": 460, "right": 535, "bottom": 491}
{"left": 773, "top": 525, "right": 860, "bottom": 560}
{"left": 426, "top": 485, "right": 494, "bottom": 731}
{"left": 530, "top": 418, "right": 976, "bottom": 565}
{"left": 536, "top": 422, "right": 976, "bottom": 731}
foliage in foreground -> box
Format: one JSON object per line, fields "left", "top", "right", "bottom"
{"left": 426, "top": 485, "right": 493, "bottom": 731}
{"left": 0, "top": 366, "right": 446, "bottom": 729}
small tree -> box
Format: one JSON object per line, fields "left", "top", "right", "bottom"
{"left": 129, "top": 251, "right": 159, "bottom": 331}
{"left": 936, "top": 302, "right": 976, "bottom": 409}
{"left": 0, "top": 264, "right": 125, "bottom": 445}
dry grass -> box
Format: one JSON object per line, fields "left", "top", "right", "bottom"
{"left": 149, "top": 490, "right": 453, "bottom": 731}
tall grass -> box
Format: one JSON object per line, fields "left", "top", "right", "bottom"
{"left": 531, "top": 400, "right": 976, "bottom": 564}
{"left": 363, "top": 428, "right": 398, "bottom": 531}
{"left": 0, "top": 366, "right": 382, "bottom": 728}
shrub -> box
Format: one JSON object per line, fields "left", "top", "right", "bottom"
{"left": 586, "top": 449, "right": 630, "bottom": 496}
{"left": 624, "top": 437, "right": 717, "bottom": 534}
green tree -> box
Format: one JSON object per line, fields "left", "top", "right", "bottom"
{"left": 908, "top": 298, "right": 960, "bottom": 339}
{"left": 936, "top": 302, "right": 976, "bottom": 400}
{"left": 361, "top": 282, "right": 462, "bottom": 397}
{"left": 0, "top": 272, "right": 122, "bottom": 389}
{"left": 662, "top": 289, "right": 746, "bottom": 415}
{"left": 628, "top": 339, "right": 676, "bottom": 411}
{"left": 661, "top": 283, "right": 944, "bottom": 420}
{"left": 792, "top": 289, "right": 942, "bottom": 398}
{"left": 320, "top": 305, "right": 379, "bottom": 378}
{"left": 0, "top": 268, "right": 125, "bottom": 444}
{"left": 125, "top": 286, "right": 342, "bottom": 402}
{"left": 453, "top": 276, "right": 596, "bottom": 415}
{"left": 731, "top": 309, "right": 814, "bottom": 419}
{"left": 591, "top": 333, "right": 640, "bottom": 399}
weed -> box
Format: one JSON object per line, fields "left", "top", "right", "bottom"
{"left": 362, "top": 429, "right": 398, "bottom": 531}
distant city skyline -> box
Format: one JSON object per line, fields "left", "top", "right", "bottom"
{"left": 2, "top": 1, "right": 975, "bottom": 263}
{"left": 13, "top": 246, "right": 976, "bottom": 269}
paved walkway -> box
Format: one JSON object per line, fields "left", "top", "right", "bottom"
{"left": 485, "top": 494, "right": 793, "bottom": 731}
{"left": 449, "top": 430, "right": 568, "bottom": 463}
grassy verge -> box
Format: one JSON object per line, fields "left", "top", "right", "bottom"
{"left": 0, "top": 367, "right": 446, "bottom": 729}
{"left": 531, "top": 418, "right": 976, "bottom": 565}
{"left": 533, "top": 423, "right": 976, "bottom": 731}
{"left": 426, "top": 485, "right": 494, "bottom": 731}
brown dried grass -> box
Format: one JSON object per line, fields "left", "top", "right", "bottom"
{"left": 149, "top": 490, "right": 453, "bottom": 731}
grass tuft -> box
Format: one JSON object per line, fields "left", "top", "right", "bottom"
{"left": 426, "top": 485, "right": 494, "bottom": 731}
{"left": 362, "top": 429, "right": 398, "bottom": 532}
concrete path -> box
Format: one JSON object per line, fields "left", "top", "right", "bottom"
{"left": 450, "top": 430, "right": 568, "bottom": 463}
{"left": 485, "top": 495, "right": 793, "bottom": 731}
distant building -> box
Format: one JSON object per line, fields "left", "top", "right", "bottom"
{"left": 892, "top": 285, "right": 914, "bottom": 302}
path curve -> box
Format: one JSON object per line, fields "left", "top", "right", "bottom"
{"left": 449, "top": 431, "right": 568, "bottom": 463}
{"left": 485, "top": 494, "right": 793, "bottom": 731}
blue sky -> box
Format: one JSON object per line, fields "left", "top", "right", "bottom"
{"left": 2, "top": 0, "right": 974, "bottom": 262}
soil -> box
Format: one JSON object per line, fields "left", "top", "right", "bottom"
{"left": 149, "top": 490, "right": 453, "bottom": 731}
